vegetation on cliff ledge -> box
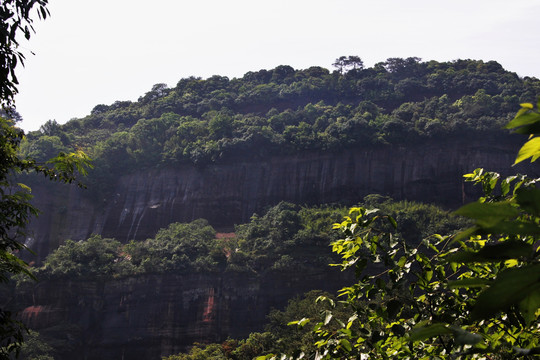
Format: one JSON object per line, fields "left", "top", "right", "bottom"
{"left": 18, "top": 58, "right": 540, "bottom": 197}
{"left": 18, "top": 199, "right": 467, "bottom": 282}
{"left": 163, "top": 101, "right": 540, "bottom": 360}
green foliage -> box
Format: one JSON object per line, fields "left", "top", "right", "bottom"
{"left": 0, "top": 1, "right": 98, "bottom": 355}
{"left": 19, "top": 58, "right": 539, "bottom": 203}
{"left": 163, "top": 291, "right": 358, "bottom": 360}
{"left": 505, "top": 100, "right": 540, "bottom": 164}
{"left": 18, "top": 330, "right": 55, "bottom": 360}
{"left": 0, "top": 0, "right": 49, "bottom": 109}
{"left": 332, "top": 56, "right": 364, "bottom": 74}
{"left": 0, "top": 116, "right": 92, "bottom": 356}
{"left": 41, "top": 235, "right": 123, "bottom": 278}
{"left": 364, "top": 196, "right": 471, "bottom": 244}
{"left": 163, "top": 343, "right": 227, "bottom": 360}
{"left": 162, "top": 334, "right": 277, "bottom": 360}
{"left": 26, "top": 200, "right": 472, "bottom": 359}
{"left": 33, "top": 205, "right": 342, "bottom": 279}
{"left": 261, "top": 102, "right": 540, "bottom": 360}
{"left": 230, "top": 203, "right": 347, "bottom": 272}
{"left": 267, "top": 203, "right": 538, "bottom": 359}
{"left": 18, "top": 135, "right": 66, "bottom": 162}
{"left": 31, "top": 199, "right": 463, "bottom": 283}
{"left": 36, "top": 219, "right": 223, "bottom": 279}
{"left": 0, "top": 309, "right": 25, "bottom": 359}
{"left": 126, "top": 219, "right": 223, "bottom": 273}
{"left": 265, "top": 291, "right": 344, "bottom": 356}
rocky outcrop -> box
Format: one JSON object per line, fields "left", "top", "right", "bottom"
{"left": 15, "top": 135, "right": 537, "bottom": 359}
{"left": 26, "top": 136, "right": 534, "bottom": 262}
{"left": 16, "top": 269, "right": 350, "bottom": 360}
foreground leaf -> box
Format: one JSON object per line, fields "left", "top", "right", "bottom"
{"left": 443, "top": 240, "right": 533, "bottom": 263}
{"left": 514, "top": 137, "right": 540, "bottom": 164}
{"left": 409, "top": 323, "right": 452, "bottom": 342}
{"left": 454, "top": 202, "right": 519, "bottom": 227}
{"left": 472, "top": 263, "right": 540, "bottom": 320}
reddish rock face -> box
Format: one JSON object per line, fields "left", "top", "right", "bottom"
{"left": 25, "top": 139, "right": 532, "bottom": 262}
{"left": 21, "top": 305, "right": 44, "bottom": 323}
{"left": 14, "top": 269, "right": 351, "bottom": 360}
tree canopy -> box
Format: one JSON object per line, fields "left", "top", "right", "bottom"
{"left": 0, "top": 1, "right": 95, "bottom": 356}
{"left": 18, "top": 57, "right": 540, "bottom": 201}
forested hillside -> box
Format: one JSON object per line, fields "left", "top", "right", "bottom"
{"left": 20, "top": 58, "right": 540, "bottom": 191}
{"left": 11, "top": 58, "right": 540, "bottom": 359}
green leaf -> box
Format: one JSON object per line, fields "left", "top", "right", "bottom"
{"left": 323, "top": 310, "right": 333, "bottom": 325}
{"left": 514, "top": 137, "right": 540, "bottom": 164}
{"left": 454, "top": 201, "right": 519, "bottom": 227}
{"left": 397, "top": 256, "right": 407, "bottom": 268}
{"left": 518, "top": 283, "right": 540, "bottom": 325}
{"left": 387, "top": 215, "right": 397, "bottom": 229}
{"left": 443, "top": 240, "right": 532, "bottom": 263}
{"left": 16, "top": 182, "right": 31, "bottom": 192}
{"left": 355, "top": 259, "right": 367, "bottom": 278}
{"left": 487, "top": 221, "right": 540, "bottom": 236}
{"left": 409, "top": 323, "right": 452, "bottom": 342}
{"left": 449, "top": 326, "right": 483, "bottom": 345}
{"left": 339, "top": 339, "right": 352, "bottom": 352}
{"left": 505, "top": 112, "right": 540, "bottom": 129}
{"left": 515, "top": 188, "right": 540, "bottom": 216}
{"left": 288, "top": 317, "right": 311, "bottom": 328}
{"left": 513, "top": 121, "right": 540, "bottom": 135}
{"left": 448, "top": 278, "right": 490, "bottom": 288}
{"left": 451, "top": 226, "right": 479, "bottom": 243}
{"left": 500, "top": 178, "right": 511, "bottom": 196}
{"left": 472, "top": 263, "right": 540, "bottom": 320}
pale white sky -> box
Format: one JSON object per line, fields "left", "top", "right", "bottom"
{"left": 14, "top": 0, "right": 540, "bottom": 132}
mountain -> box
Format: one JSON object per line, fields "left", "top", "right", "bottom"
{"left": 20, "top": 58, "right": 540, "bottom": 258}
{"left": 25, "top": 135, "right": 531, "bottom": 262}
{"left": 11, "top": 58, "right": 540, "bottom": 359}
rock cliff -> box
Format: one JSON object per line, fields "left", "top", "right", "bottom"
{"left": 26, "top": 136, "right": 532, "bottom": 262}
{"left": 16, "top": 269, "right": 349, "bottom": 359}
{"left": 15, "top": 135, "right": 537, "bottom": 358}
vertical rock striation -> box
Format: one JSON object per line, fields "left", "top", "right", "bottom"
{"left": 26, "top": 138, "right": 533, "bottom": 261}
{"left": 17, "top": 269, "right": 349, "bottom": 359}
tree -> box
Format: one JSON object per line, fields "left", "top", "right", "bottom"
{"left": 332, "top": 56, "right": 364, "bottom": 74}
{"left": 260, "top": 101, "right": 540, "bottom": 360}
{"left": 0, "top": 1, "right": 94, "bottom": 357}
{"left": 1, "top": 0, "right": 49, "bottom": 110}
{"left": 383, "top": 57, "right": 422, "bottom": 75}
{"left": 0, "top": 117, "right": 92, "bottom": 357}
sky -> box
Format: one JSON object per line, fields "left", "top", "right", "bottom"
{"left": 13, "top": 0, "right": 540, "bottom": 132}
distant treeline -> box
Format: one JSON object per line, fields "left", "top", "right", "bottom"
{"left": 19, "top": 57, "right": 540, "bottom": 191}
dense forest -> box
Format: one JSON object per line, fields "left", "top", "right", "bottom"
{"left": 9, "top": 57, "right": 540, "bottom": 359}
{"left": 17, "top": 199, "right": 465, "bottom": 282}
{"left": 19, "top": 57, "right": 540, "bottom": 194}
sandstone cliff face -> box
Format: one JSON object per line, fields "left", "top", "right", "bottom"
{"left": 26, "top": 137, "right": 532, "bottom": 262}
{"left": 16, "top": 137, "right": 536, "bottom": 358}
{"left": 17, "top": 269, "right": 349, "bottom": 359}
